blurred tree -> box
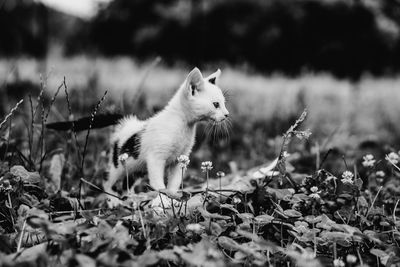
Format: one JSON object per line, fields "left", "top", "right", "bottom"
{"left": 0, "top": 0, "right": 48, "bottom": 57}
{"left": 2, "top": 0, "right": 400, "bottom": 78}
{"left": 87, "top": 0, "right": 400, "bottom": 78}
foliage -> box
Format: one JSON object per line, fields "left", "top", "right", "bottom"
{"left": 1, "top": 88, "right": 400, "bottom": 267}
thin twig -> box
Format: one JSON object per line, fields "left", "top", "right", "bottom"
{"left": 63, "top": 77, "right": 82, "bottom": 168}
{"left": 81, "top": 90, "right": 108, "bottom": 172}
{"left": 0, "top": 99, "right": 24, "bottom": 130}
{"left": 80, "top": 178, "right": 122, "bottom": 200}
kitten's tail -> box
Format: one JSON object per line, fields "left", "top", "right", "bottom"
{"left": 46, "top": 113, "right": 124, "bottom": 131}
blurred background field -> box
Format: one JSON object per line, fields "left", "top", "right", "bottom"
{"left": 2, "top": 0, "right": 400, "bottom": 174}
{"left": 2, "top": 56, "right": 400, "bottom": 172}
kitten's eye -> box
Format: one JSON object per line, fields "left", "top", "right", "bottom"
{"left": 213, "top": 102, "right": 220, "bottom": 108}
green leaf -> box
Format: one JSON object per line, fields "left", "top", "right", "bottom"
{"left": 254, "top": 214, "right": 274, "bottom": 225}
{"left": 283, "top": 209, "right": 302, "bottom": 218}
{"left": 218, "top": 236, "right": 240, "bottom": 251}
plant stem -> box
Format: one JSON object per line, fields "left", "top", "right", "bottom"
{"left": 366, "top": 186, "right": 383, "bottom": 217}
{"left": 17, "top": 220, "right": 27, "bottom": 252}
{"left": 124, "top": 164, "right": 130, "bottom": 194}
{"left": 181, "top": 167, "right": 184, "bottom": 191}
{"left": 137, "top": 206, "right": 147, "bottom": 239}
{"left": 7, "top": 193, "right": 15, "bottom": 232}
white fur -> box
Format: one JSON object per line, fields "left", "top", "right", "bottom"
{"left": 104, "top": 68, "right": 229, "bottom": 206}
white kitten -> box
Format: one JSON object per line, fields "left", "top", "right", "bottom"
{"left": 104, "top": 67, "right": 229, "bottom": 207}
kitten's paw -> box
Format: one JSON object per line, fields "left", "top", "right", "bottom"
{"left": 151, "top": 193, "right": 171, "bottom": 208}
{"left": 151, "top": 193, "right": 182, "bottom": 209}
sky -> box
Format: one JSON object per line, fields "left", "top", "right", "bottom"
{"left": 37, "top": 0, "right": 111, "bottom": 18}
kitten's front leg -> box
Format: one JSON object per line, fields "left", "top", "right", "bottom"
{"left": 167, "top": 164, "right": 183, "bottom": 191}
{"left": 147, "top": 156, "right": 170, "bottom": 207}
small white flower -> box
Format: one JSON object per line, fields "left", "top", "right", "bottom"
{"left": 341, "top": 171, "right": 354, "bottom": 185}
{"left": 310, "top": 193, "right": 320, "bottom": 199}
{"left": 346, "top": 254, "right": 357, "bottom": 264}
{"left": 362, "top": 154, "right": 376, "bottom": 167}
{"left": 201, "top": 161, "right": 213, "bottom": 172}
{"left": 216, "top": 171, "right": 225, "bottom": 178}
{"left": 309, "top": 187, "right": 321, "bottom": 199}
{"left": 295, "top": 225, "right": 309, "bottom": 233}
{"left": 376, "top": 171, "right": 385, "bottom": 177}
{"left": 294, "top": 221, "right": 310, "bottom": 234}
{"left": 387, "top": 152, "right": 399, "bottom": 164}
{"left": 282, "top": 151, "right": 291, "bottom": 158}
{"left": 342, "top": 171, "right": 354, "bottom": 180}
{"left": 177, "top": 155, "right": 190, "bottom": 169}
{"left": 118, "top": 153, "right": 129, "bottom": 164}
{"left": 232, "top": 196, "right": 241, "bottom": 204}
{"left": 310, "top": 186, "right": 318, "bottom": 193}
{"left": 0, "top": 181, "right": 12, "bottom": 192}
{"left": 295, "top": 129, "right": 312, "bottom": 140}
{"left": 333, "top": 259, "right": 345, "bottom": 267}
{"left": 341, "top": 178, "right": 353, "bottom": 185}
{"left": 186, "top": 223, "right": 203, "bottom": 233}
{"left": 288, "top": 188, "right": 295, "bottom": 194}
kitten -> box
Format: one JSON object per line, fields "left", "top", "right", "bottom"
{"left": 104, "top": 68, "right": 229, "bottom": 207}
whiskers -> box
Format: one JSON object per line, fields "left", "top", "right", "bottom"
{"left": 205, "top": 118, "right": 232, "bottom": 144}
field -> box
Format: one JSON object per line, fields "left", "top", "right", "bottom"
{"left": 1, "top": 57, "right": 400, "bottom": 266}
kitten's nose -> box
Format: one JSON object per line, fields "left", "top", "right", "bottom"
{"left": 224, "top": 113, "right": 229, "bottom": 118}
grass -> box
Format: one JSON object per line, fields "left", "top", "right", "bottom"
{"left": 3, "top": 56, "right": 400, "bottom": 143}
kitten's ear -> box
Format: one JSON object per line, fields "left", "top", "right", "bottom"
{"left": 186, "top": 67, "right": 204, "bottom": 96}
{"left": 206, "top": 69, "right": 221, "bottom": 85}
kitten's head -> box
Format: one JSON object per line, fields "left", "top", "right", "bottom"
{"left": 183, "top": 67, "right": 229, "bottom": 123}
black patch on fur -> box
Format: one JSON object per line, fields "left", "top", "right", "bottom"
{"left": 120, "top": 132, "right": 142, "bottom": 159}
{"left": 113, "top": 142, "right": 119, "bottom": 168}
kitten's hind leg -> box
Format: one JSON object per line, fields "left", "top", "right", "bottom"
{"left": 104, "top": 165, "right": 124, "bottom": 207}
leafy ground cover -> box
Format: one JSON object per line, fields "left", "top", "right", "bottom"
{"left": 1, "top": 77, "right": 400, "bottom": 267}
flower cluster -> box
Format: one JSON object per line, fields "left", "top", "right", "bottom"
{"left": 232, "top": 196, "right": 241, "bottom": 204}
{"left": 216, "top": 171, "right": 225, "bottom": 178}
{"left": 118, "top": 153, "right": 129, "bottom": 164}
{"left": 294, "top": 221, "right": 309, "bottom": 234}
{"left": 386, "top": 152, "right": 399, "bottom": 164}
{"left": 309, "top": 186, "right": 321, "bottom": 199}
{"left": 294, "top": 129, "right": 312, "bottom": 140}
{"left": 186, "top": 223, "right": 204, "bottom": 234}
{"left": 177, "top": 155, "right": 190, "bottom": 169}
{"left": 201, "top": 161, "right": 213, "bottom": 172}
{"left": 346, "top": 255, "right": 357, "bottom": 264}
{"left": 333, "top": 258, "right": 345, "bottom": 267}
{"left": 0, "top": 180, "right": 12, "bottom": 193}
{"left": 376, "top": 170, "right": 385, "bottom": 177}
{"left": 362, "top": 154, "right": 376, "bottom": 167}
{"left": 341, "top": 171, "right": 354, "bottom": 185}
